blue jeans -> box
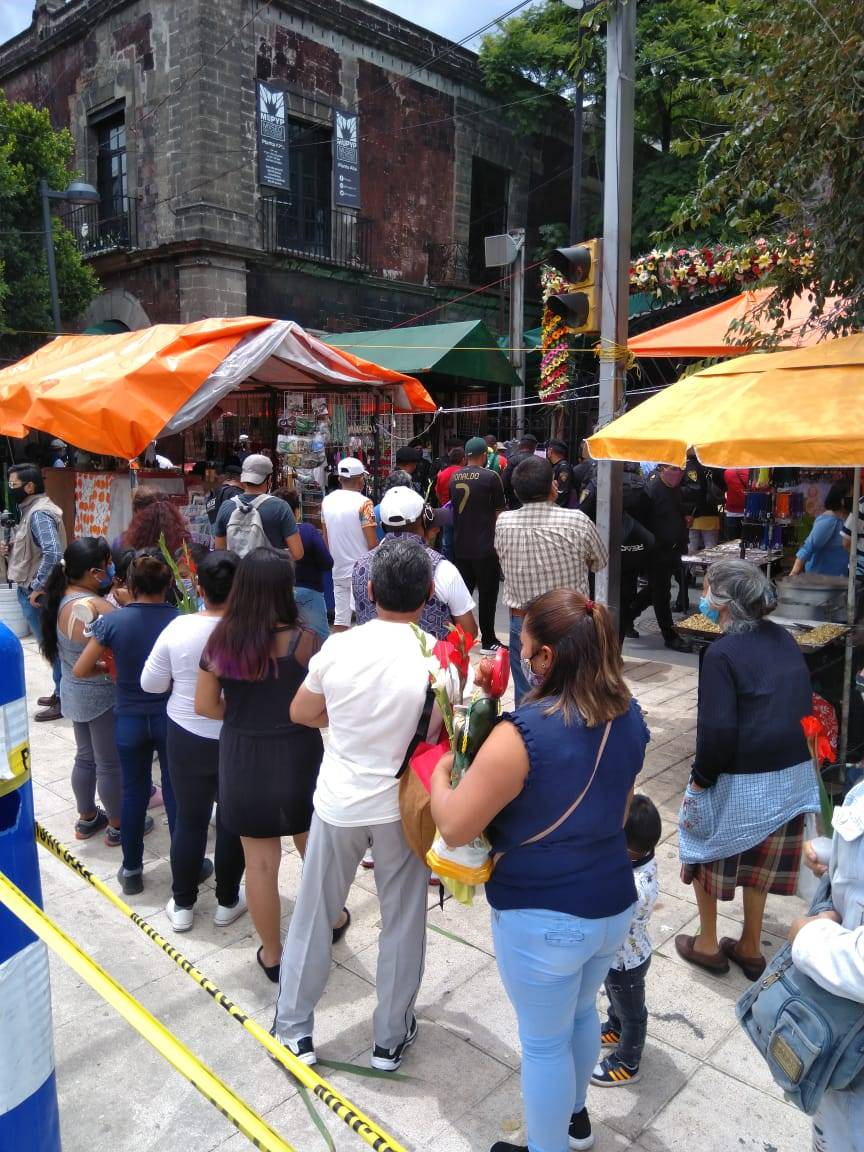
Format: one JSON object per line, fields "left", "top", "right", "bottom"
{"left": 115, "top": 711, "right": 176, "bottom": 873}
{"left": 295, "top": 587, "right": 329, "bottom": 642}
{"left": 17, "top": 585, "right": 61, "bottom": 697}
{"left": 509, "top": 613, "right": 530, "bottom": 706}
{"left": 492, "top": 904, "right": 634, "bottom": 1152}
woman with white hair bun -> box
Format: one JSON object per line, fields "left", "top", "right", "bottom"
{"left": 676, "top": 558, "right": 821, "bottom": 980}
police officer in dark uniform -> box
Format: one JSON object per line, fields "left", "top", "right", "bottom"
{"left": 546, "top": 439, "right": 573, "bottom": 508}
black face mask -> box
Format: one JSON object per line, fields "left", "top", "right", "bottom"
{"left": 9, "top": 487, "right": 30, "bottom": 505}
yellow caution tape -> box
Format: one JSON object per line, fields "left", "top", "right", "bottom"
{"left": 36, "top": 823, "right": 407, "bottom": 1152}
{"left": 0, "top": 869, "right": 297, "bottom": 1152}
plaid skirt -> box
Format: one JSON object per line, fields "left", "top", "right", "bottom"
{"left": 681, "top": 813, "right": 805, "bottom": 901}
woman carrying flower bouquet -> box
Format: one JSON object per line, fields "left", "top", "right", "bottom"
{"left": 430, "top": 588, "right": 650, "bottom": 1152}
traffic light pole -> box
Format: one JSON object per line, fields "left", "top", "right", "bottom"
{"left": 594, "top": 0, "right": 636, "bottom": 624}
{"left": 509, "top": 228, "right": 526, "bottom": 439}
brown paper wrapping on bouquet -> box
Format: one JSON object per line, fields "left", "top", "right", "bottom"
{"left": 399, "top": 769, "right": 436, "bottom": 861}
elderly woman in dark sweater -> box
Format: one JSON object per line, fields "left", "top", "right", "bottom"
{"left": 676, "top": 559, "right": 820, "bottom": 980}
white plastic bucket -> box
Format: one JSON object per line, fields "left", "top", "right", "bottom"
{"left": 0, "top": 585, "right": 30, "bottom": 639}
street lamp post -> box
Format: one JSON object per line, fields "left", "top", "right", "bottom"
{"left": 38, "top": 179, "right": 99, "bottom": 335}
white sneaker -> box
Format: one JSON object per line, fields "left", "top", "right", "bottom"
{"left": 214, "top": 888, "right": 247, "bottom": 927}
{"left": 165, "top": 898, "right": 195, "bottom": 932}
{"left": 360, "top": 848, "right": 374, "bottom": 870}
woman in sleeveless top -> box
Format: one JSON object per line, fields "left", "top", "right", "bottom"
{"left": 430, "top": 589, "right": 650, "bottom": 1152}
{"left": 39, "top": 537, "right": 122, "bottom": 843}
{"left": 196, "top": 548, "right": 330, "bottom": 982}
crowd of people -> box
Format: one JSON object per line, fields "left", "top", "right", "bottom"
{"left": 3, "top": 441, "right": 863, "bottom": 1152}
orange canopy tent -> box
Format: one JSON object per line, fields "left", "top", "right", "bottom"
{"left": 0, "top": 316, "right": 434, "bottom": 459}
{"left": 627, "top": 289, "right": 843, "bottom": 358}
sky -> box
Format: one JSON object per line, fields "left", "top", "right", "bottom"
{"left": 0, "top": 0, "right": 516, "bottom": 52}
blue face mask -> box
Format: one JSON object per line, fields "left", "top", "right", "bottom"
{"left": 520, "top": 654, "right": 543, "bottom": 690}
{"left": 698, "top": 595, "right": 720, "bottom": 624}
{"left": 97, "top": 562, "right": 116, "bottom": 594}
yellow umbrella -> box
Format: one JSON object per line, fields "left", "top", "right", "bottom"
{"left": 587, "top": 333, "right": 864, "bottom": 468}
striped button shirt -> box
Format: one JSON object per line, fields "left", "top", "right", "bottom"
{"left": 494, "top": 502, "right": 608, "bottom": 608}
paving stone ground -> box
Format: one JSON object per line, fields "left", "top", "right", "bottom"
{"left": 18, "top": 611, "right": 812, "bottom": 1152}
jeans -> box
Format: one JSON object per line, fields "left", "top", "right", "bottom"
{"left": 813, "top": 1081, "right": 864, "bottom": 1151}
{"left": 455, "top": 552, "right": 500, "bottom": 648}
{"left": 492, "top": 904, "right": 633, "bottom": 1152}
{"left": 295, "top": 587, "right": 329, "bottom": 642}
{"left": 17, "top": 585, "right": 61, "bottom": 697}
{"left": 115, "top": 711, "right": 176, "bottom": 873}
{"left": 71, "top": 708, "right": 122, "bottom": 822}
{"left": 509, "top": 614, "right": 529, "bottom": 706}
{"left": 166, "top": 720, "right": 245, "bottom": 908}
{"left": 603, "top": 957, "right": 650, "bottom": 1066}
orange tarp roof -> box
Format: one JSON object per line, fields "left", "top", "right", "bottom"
{"left": 0, "top": 317, "right": 433, "bottom": 458}
{"left": 627, "top": 290, "right": 843, "bottom": 358}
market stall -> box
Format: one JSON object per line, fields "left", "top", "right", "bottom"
{"left": 0, "top": 317, "right": 434, "bottom": 537}
{"left": 587, "top": 333, "right": 864, "bottom": 768}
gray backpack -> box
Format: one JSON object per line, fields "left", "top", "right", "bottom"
{"left": 225, "top": 494, "right": 274, "bottom": 557}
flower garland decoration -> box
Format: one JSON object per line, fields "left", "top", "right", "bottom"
{"left": 539, "top": 232, "right": 817, "bottom": 401}
{"left": 539, "top": 266, "right": 573, "bottom": 403}
{"left": 629, "top": 233, "right": 815, "bottom": 299}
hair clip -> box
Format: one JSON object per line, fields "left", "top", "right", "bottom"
{"left": 584, "top": 599, "right": 595, "bottom": 615}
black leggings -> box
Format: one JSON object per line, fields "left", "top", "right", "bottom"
{"left": 166, "top": 719, "right": 245, "bottom": 909}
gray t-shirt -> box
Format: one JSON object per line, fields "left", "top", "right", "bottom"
{"left": 214, "top": 493, "right": 298, "bottom": 549}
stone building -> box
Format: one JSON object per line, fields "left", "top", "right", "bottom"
{"left": 0, "top": 0, "right": 571, "bottom": 338}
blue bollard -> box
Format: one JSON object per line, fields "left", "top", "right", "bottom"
{"left": 0, "top": 622, "right": 62, "bottom": 1151}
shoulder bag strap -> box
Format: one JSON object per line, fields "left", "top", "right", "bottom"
{"left": 396, "top": 685, "right": 436, "bottom": 779}
{"left": 494, "top": 720, "right": 612, "bottom": 866}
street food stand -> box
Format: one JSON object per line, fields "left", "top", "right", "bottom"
{"left": 0, "top": 317, "right": 435, "bottom": 539}
{"left": 587, "top": 333, "right": 864, "bottom": 769}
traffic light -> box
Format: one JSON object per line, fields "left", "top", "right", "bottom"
{"left": 546, "top": 238, "right": 602, "bottom": 334}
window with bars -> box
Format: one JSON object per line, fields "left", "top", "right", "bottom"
{"left": 96, "top": 114, "right": 129, "bottom": 244}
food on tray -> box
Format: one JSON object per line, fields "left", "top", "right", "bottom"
{"left": 793, "top": 623, "right": 847, "bottom": 648}
{"left": 678, "top": 613, "right": 722, "bottom": 634}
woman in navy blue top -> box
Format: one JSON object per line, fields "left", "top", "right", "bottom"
{"left": 431, "top": 589, "right": 649, "bottom": 1152}
{"left": 75, "top": 552, "right": 178, "bottom": 896}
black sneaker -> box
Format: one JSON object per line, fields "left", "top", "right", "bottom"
{"left": 371, "top": 1016, "right": 418, "bottom": 1071}
{"left": 116, "top": 865, "right": 144, "bottom": 896}
{"left": 568, "top": 1107, "right": 594, "bottom": 1151}
{"left": 599, "top": 1021, "right": 621, "bottom": 1049}
{"left": 270, "top": 1028, "right": 317, "bottom": 1067}
{"left": 480, "top": 640, "right": 504, "bottom": 654}
{"left": 591, "top": 1052, "right": 640, "bottom": 1087}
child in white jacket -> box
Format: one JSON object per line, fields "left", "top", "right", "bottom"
{"left": 790, "top": 778, "right": 864, "bottom": 1152}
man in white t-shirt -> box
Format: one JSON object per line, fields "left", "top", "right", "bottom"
{"left": 351, "top": 485, "right": 477, "bottom": 640}
{"left": 272, "top": 538, "right": 435, "bottom": 1073}
{"left": 321, "top": 457, "right": 378, "bottom": 630}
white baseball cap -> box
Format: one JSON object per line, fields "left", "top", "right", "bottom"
{"left": 380, "top": 486, "right": 425, "bottom": 527}
{"left": 337, "top": 457, "right": 368, "bottom": 478}
{"left": 240, "top": 453, "right": 274, "bottom": 484}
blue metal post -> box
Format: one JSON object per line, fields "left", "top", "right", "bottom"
{"left": 0, "top": 622, "right": 62, "bottom": 1150}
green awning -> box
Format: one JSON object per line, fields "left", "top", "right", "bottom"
{"left": 327, "top": 320, "right": 521, "bottom": 389}
{"left": 83, "top": 320, "right": 129, "bottom": 334}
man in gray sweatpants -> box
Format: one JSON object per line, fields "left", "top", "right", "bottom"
{"left": 273, "top": 538, "right": 435, "bottom": 1071}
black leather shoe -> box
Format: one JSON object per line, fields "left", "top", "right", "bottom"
{"left": 35, "top": 701, "right": 62, "bottom": 722}
{"left": 664, "top": 635, "right": 693, "bottom": 653}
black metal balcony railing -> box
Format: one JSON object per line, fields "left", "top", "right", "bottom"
{"left": 60, "top": 197, "right": 139, "bottom": 256}
{"left": 259, "top": 197, "right": 370, "bottom": 269}
{"left": 425, "top": 240, "right": 472, "bottom": 286}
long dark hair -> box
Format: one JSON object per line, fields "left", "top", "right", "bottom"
{"left": 124, "top": 498, "right": 190, "bottom": 553}
{"left": 203, "top": 548, "right": 298, "bottom": 680}
{"left": 40, "top": 537, "right": 111, "bottom": 664}
{"left": 523, "top": 588, "right": 631, "bottom": 727}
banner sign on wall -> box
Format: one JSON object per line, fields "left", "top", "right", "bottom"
{"left": 333, "top": 109, "right": 361, "bottom": 208}
{"left": 257, "top": 82, "right": 290, "bottom": 190}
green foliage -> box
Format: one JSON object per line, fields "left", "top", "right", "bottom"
{"left": 0, "top": 94, "right": 100, "bottom": 358}
{"left": 478, "top": 0, "right": 744, "bottom": 246}
{"left": 675, "top": 0, "right": 864, "bottom": 336}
